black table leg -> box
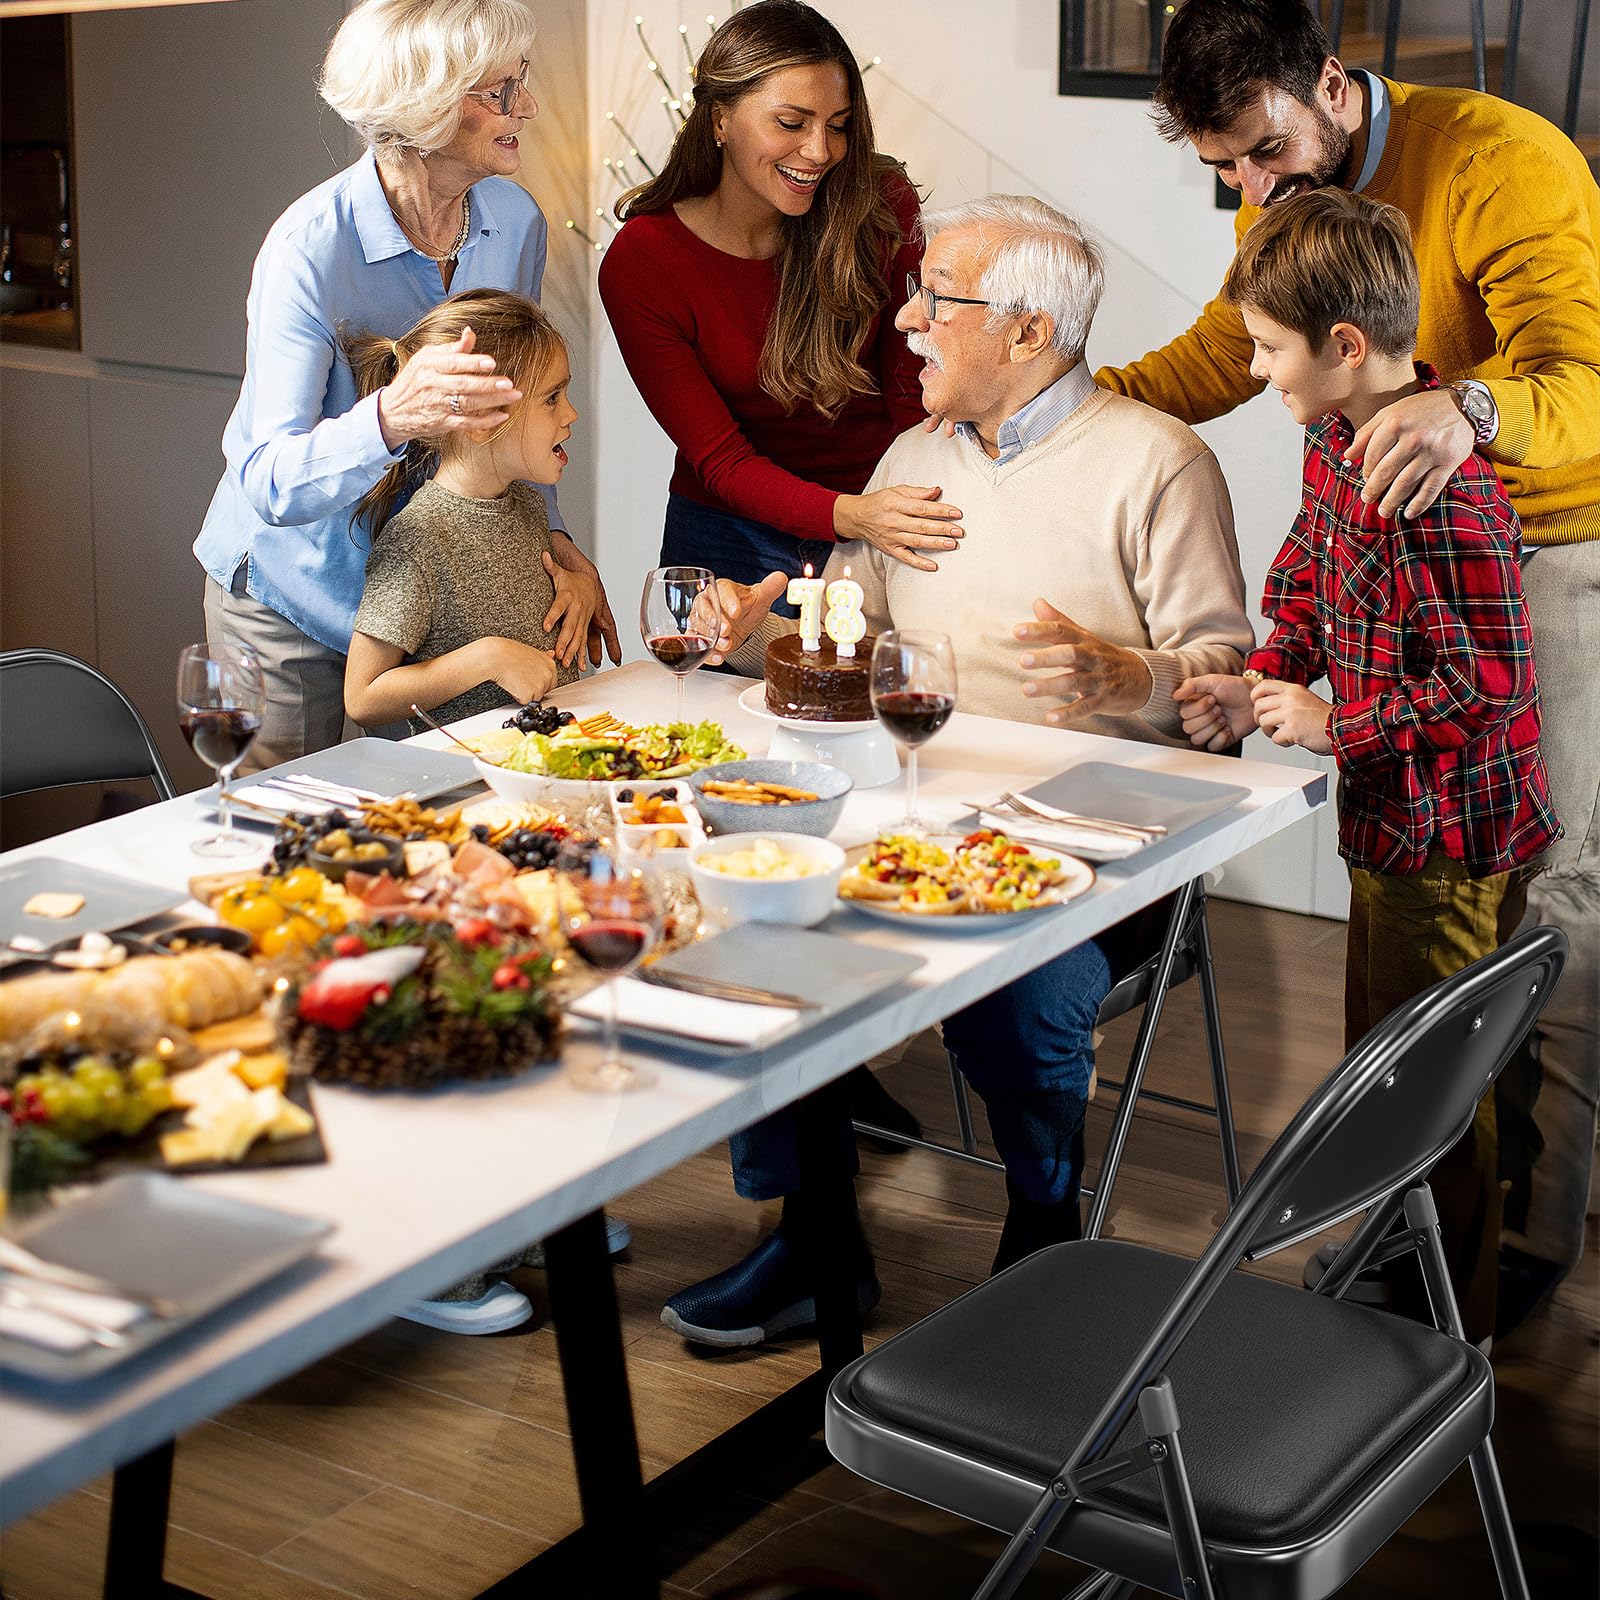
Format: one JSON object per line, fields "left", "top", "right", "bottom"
{"left": 542, "top": 1208, "right": 656, "bottom": 1598}
{"left": 795, "top": 1075, "right": 867, "bottom": 1379}
{"left": 104, "top": 1439, "right": 174, "bottom": 1600}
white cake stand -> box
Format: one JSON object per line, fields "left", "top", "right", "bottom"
{"left": 736, "top": 683, "right": 900, "bottom": 789}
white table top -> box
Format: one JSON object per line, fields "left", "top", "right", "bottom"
{"left": 0, "top": 662, "right": 1324, "bottom": 1525}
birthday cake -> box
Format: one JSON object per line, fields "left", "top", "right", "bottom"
{"left": 764, "top": 632, "right": 877, "bottom": 723}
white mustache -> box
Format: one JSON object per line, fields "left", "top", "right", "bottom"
{"left": 906, "top": 333, "right": 944, "bottom": 370}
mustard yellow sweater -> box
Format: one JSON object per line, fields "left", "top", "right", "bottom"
{"left": 1099, "top": 80, "right": 1600, "bottom": 545}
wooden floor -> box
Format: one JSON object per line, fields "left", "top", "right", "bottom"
{"left": 3, "top": 900, "right": 1596, "bottom": 1599}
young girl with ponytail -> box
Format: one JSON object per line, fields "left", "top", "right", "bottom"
{"left": 343, "top": 288, "right": 580, "bottom": 733}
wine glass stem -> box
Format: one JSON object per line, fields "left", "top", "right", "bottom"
{"left": 603, "top": 976, "right": 622, "bottom": 1069}
{"left": 905, "top": 747, "right": 920, "bottom": 825}
{"left": 216, "top": 761, "right": 239, "bottom": 836}
{"left": 675, "top": 672, "right": 685, "bottom": 724}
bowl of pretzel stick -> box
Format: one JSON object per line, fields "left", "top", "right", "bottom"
{"left": 687, "top": 760, "right": 853, "bottom": 838}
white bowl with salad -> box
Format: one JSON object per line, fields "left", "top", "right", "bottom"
{"left": 472, "top": 717, "right": 747, "bottom": 808}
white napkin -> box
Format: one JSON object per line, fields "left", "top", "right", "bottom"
{"left": 227, "top": 783, "right": 334, "bottom": 817}
{"left": 976, "top": 810, "right": 1145, "bottom": 862}
{"left": 0, "top": 1274, "right": 148, "bottom": 1353}
{"left": 570, "top": 977, "right": 800, "bottom": 1047}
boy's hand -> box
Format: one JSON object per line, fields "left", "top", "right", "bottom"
{"left": 1345, "top": 389, "right": 1474, "bottom": 519}
{"left": 485, "top": 638, "right": 558, "bottom": 705}
{"left": 1174, "top": 674, "right": 1257, "bottom": 751}
{"left": 1251, "top": 680, "right": 1335, "bottom": 755}
{"left": 702, "top": 572, "right": 788, "bottom": 667}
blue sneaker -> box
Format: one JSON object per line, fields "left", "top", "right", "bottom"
{"left": 660, "top": 1231, "right": 880, "bottom": 1349}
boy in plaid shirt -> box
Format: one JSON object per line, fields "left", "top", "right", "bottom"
{"left": 1175, "top": 189, "right": 1560, "bottom": 1343}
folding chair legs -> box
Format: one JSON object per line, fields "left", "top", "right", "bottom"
{"left": 1085, "top": 880, "right": 1199, "bottom": 1240}
{"left": 1060, "top": 1573, "right": 1135, "bottom": 1600}
{"left": 1405, "top": 1188, "right": 1532, "bottom": 1600}
{"left": 1139, "top": 1377, "right": 1217, "bottom": 1600}
{"left": 948, "top": 1048, "right": 982, "bottom": 1158}
{"left": 1193, "top": 886, "right": 1242, "bottom": 1205}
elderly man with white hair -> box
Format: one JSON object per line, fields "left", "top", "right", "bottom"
{"left": 661, "top": 194, "right": 1253, "bottom": 1350}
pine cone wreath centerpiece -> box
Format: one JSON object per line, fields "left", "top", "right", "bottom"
{"left": 280, "top": 920, "right": 564, "bottom": 1089}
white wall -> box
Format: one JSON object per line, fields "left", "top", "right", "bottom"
{"left": 578, "top": 0, "right": 1344, "bottom": 917}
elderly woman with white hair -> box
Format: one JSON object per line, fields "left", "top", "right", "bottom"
{"left": 195, "top": 0, "right": 618, "bottom": 769}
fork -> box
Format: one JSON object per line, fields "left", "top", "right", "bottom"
{"left": 992, "top": 791, "right": 1166, "bottom": 840}
{"left": 0, "top": 1282, "right": 129, "bottom": 1349}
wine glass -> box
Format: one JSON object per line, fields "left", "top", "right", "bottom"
{"left": 176, "top": 643, "right": 266, "bottom": 857}
{"left": 640, "top": 566, "right": 720, "bottom": 724}
{"left": 562, "top": 839, "right": 666, "bottom": 1092}
{"left": 871, "top": 629, "right": 957, "bottom": 834}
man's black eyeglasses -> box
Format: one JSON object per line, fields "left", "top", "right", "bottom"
{"left": 905, "top": 271, "right": 991, "bottom": 321}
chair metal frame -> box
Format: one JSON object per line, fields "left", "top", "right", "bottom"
{"left": 0, "top": 647, "right": 175, "bottom": 803}
{"left": 828, "top": 924, "right": 1567, "bottom": 1600}
{"left": 851, "top": 876, "right": 1243, "bottom": 1238}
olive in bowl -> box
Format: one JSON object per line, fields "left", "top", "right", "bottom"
{"left": 307, "top": 828, "right": 405, "bottom": 883}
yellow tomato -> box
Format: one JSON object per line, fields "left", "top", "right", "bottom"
{"left": 219, "top": 886, "right": 285, "bottom": 933}
{"left": 271, "top": 866, "right": 324, "bottom": 906}
{"left": 257, "top": 917, "right": 317, "bottom": 958}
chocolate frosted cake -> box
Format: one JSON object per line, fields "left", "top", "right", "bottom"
{"left": 765, "top": 632, "right": 877, "bottom": 722}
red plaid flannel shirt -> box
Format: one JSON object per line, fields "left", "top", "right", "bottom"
{"left": 1248, "top": 369, "right": 1561, "bottom": 877}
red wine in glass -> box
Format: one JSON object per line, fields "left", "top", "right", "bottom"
{"left": 644, "top": 634, "right": 714, "bottom": 675}
{"left": 180, "top": 707, "right": 263, "bottom": 771}
{"left": 871, "top": 630, "right": 957, "bottom": 834}
{"left": 872, "top": 691, "right": 954, "bottom": 748}
{"left": 568, "top": 918, "right": 652, "bottom": 972}
{"left": 176, "top": 642, "right": 266, "bottom": 859}
{"left": 640, "top": 566, "right": 720, "bottom": 721}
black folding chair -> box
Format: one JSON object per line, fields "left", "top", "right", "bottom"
{"left": 827, "top": 924, "right": 1566, "bottom": 1600}
{"left": 852, "top": 876, "right": 1243, "bottom": 1237}
{"left": 0, "top": 648, "right": 175, "bottom": 804}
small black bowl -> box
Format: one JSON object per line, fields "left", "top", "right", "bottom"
{"left": 307, "top": 828, "right": 405, "bottom": 884}
{"left": 153, "top": 923, "right": 254, "bottom": 957}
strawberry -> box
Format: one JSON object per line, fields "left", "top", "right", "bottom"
{"left": 332, "top": 932, "right": 368, "bottom": 959}
{"left": 454, "top": 916, "right": 501, "bottom": 949}
{"left": 297, "top": 947, "right": 426, "bottom": 1031}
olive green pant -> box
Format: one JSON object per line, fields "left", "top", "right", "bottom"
{"left": 1346, "top": 851, "right": 1529, "bottom": 1345}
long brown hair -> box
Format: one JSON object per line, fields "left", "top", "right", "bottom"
{"left": 618, "top": 0, "right": 905, "bottom": 420}
{"left": 344, "top": 288, "right": 566, "bottom": 538}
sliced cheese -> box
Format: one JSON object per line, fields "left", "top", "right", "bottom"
{"left": 252, "top": 1085, "right": 315, "bottom": 1141}
{"left": 234, "top": 1050, "right": 288, "bottom": 1091}
{"left": 168, "top": 1053, "right": 250, "bottom": 1111}
{"left": 22, "top": 891, "right": 85, "bottom": 919}
{"left": 162, "top": 1099, "right": 260, "bottom": 1166}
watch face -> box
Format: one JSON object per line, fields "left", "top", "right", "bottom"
{"left": 1454, "top": 384, "right": 1493, "bottom": 424}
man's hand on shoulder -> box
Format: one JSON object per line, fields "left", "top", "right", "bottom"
{"left": 1015, "top": 599, "right": 1152, "bottom": 723}
{"left": 1345, "top": 389, "right": 1475, "bottom": 520}
{"left": 701, "top": 572, "right": 788, "bottom": 668}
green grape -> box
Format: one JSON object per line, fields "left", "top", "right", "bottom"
{"left": 117, "top": 1099, "right": 156, "bottom": 1137}
{"left": 98, "top": 1080, "right": 127, "bottom": 1123}
{"left": 127, "top": 1055, "right": 166, "bottom": 1089}
{"left": 36, "top": 1078, "right": 72, "bottom": 1121}
{"left": 137, "top": 1082, "right": 174, "bottom": 1117}
{"left": 72, "top": 1056, "right": 119, "bottom": 1095}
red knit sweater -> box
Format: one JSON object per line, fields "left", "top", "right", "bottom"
{"left": 598, "top": 172, "right": 927, "bottom": 542}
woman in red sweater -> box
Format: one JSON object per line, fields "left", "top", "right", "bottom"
{"left": 598, "top": 0, "right": 964, "bottom": 604}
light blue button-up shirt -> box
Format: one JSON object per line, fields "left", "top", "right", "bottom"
{"left": 194, "top": 151, "right": 558, "bottom": 653}
{"left": 955, "top": 360, "right": 1098, "bottom": 465}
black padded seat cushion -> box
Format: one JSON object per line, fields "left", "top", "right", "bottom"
{"left": 848, "top": 1241, "right": 1478, "bottom": 1544}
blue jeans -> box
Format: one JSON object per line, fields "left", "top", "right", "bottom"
{"left": 661, "top": 493, "right": 833, "bottom": 619}
{"left": 728, "top": 937, "right": 1115, "bottom": 1205}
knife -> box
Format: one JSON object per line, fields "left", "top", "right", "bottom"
{"left": 0, "top": 1237, "right": 179, "bottom": 1319}
{"left": 640, "top": 969, "right": 819, "bottom": 1010}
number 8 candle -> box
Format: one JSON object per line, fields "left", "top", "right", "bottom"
{"left": 824, "top": 566, "right": 866, "bottom": 658}
{"left": 787, "top": 562, "right": 826, "bottom": 653}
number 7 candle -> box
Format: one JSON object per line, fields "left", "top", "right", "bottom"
{"left": 787, "top": 563, "right": 826, "bottom": 652}
{"left": 824, "top": 567, "right": 866, "bottom": 658}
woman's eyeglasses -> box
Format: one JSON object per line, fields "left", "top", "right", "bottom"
{"left": 467, "top": 59, "right": 530, "bottom": 118}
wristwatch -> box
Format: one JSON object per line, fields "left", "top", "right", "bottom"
{"left": 1448, "top": 379, "right": 1499, "bottom": 446}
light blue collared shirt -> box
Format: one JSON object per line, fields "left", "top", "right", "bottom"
{"left": 955, "top": 360, "right": 1098, "bottom": 466}
{"left": 1353, "top": 71, "right": 1390, "bottom": 194}
{"left": 193, "top": 151, "right": 558, "bottom": 653}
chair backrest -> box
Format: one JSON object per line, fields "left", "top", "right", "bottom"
{"left": 1242, "top": 922, "right": 1567, "bottom": 1257}
{"left": 1055, "top": 924, "right": 1566, "bottom": 1479}
{"left": 0, "top": 649, "right": 176, "bottom": 802}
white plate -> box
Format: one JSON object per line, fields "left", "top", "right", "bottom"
{"left": 839, "top": 833, "right": 1095, "bottom": 929}
{"left": 737, "top": 682, "right": 879, "bottom": 734}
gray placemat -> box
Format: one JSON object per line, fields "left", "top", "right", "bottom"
{"left": 0, "top": 859, "right": 184, "bottom": 947}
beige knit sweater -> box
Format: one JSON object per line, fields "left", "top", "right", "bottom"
{"left": 733, "top": 385, "right": 1253, "bottom": 746}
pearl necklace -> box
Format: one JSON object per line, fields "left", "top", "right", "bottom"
{"left": 392, "top": 193, "right": 472, "bottom": 263}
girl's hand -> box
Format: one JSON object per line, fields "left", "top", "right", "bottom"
{"left": 376, "top": 328, "right": 521, "bottom": 450}
{"left": 1173, "top": 673, "right": 1258, "bottom": 751}
{"left": 1251, "top": 680, "right": 1335, "bottom": 755}
{"left": 483, "top": 637, "right": 559, "bottom": 705}
{"left": 833, "top": 485, "right": 964, "bottom": 572}
{"left": 545, "top": 538, "right": 622, "bottom": 666}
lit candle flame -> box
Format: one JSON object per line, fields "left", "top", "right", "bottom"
{"left": 803, "top": 562, "right": 813, "bottom": 578}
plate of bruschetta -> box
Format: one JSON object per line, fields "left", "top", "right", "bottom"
{"left": 837, "top": 830, "right": 1094, "bottom": 925}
